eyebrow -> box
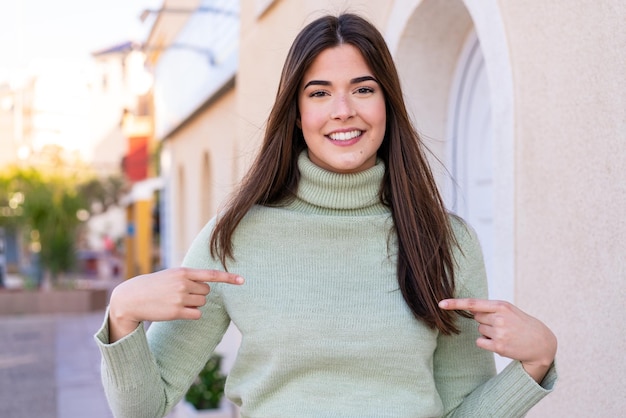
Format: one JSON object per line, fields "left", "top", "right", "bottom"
{"left": 303, "top": 75, "right": 379, "bottom": 90}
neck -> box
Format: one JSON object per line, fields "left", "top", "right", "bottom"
{"left": 285, "top": 151, "right": 389, "bottom": 216}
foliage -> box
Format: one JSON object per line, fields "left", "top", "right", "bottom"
{"left": 0, "top": 167, "right": 86, "bottom": 280}
{"left": 0, "top": 164, "right": 125, "bottom": 283}
{"left": 78, "top": 174, "right": 125, "bottom": 214}
{"left": 185, "top": 354, "right": 227, "bottom": 410}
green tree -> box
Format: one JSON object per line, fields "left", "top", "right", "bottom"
{"left": 78, "top": 174, "right": 125, "bottom": 214}
{"left": 0, "top": 167, "right": 87, "bottom": 285}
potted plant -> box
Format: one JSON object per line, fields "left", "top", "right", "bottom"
{"left": 178, "top": 353, "right": 232, "bottom": 418}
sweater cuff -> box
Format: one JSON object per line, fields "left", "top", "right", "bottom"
{"left": 489, "top": 360, "right": 557, "bottom": 416}
{"left": 93, "top": 308, "right": 158, "bottom": 391}
{"left": 538, "top": 360, "right": 558, "bottom": 391}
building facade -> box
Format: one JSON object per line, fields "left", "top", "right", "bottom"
{"left": 147, "top": 1, "right": 625, "bottom": 416}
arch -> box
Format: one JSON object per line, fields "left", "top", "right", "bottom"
{"left": 387, "top": 0, "right": 515, "bottom": 307}
{"left": 447, "top": 30, "right": 496, "bottom": 292}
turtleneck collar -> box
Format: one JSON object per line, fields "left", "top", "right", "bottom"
{"left": 286, "top": 151, "right": 390, "bottom": 216}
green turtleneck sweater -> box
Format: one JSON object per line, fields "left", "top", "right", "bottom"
{"left": 95, "top": 152, "right": 556, "bottom": 418}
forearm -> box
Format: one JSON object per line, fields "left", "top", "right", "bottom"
{"left": 446, "top": 360, "right": 557, "bottom": 418}
{"left": 96, "top": 291, "right": 232, "bottom": 417}
{"left": 101, "top": 354, "right": 169, "bottom": 418}
{"left": 95, "top": 313, "right": 170, "bottom": 417}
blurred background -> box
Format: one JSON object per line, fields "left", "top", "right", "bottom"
{"left": 0, "top": 0, "right": 161, "bottom": 290}
{"left": 0, "top": 1, "right": 624, "bottom": 417}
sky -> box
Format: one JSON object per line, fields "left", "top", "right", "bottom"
{"left": 0, "top": 0, "right": 163, "bottom": 83}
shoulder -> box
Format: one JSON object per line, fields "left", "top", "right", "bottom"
{"left": 448, "top": 214, "right": 488, "bottom": 298}
{"left": 181, "top": 216, "right": 219, "bottom": 269}
{"left": 448, "top": 214, "right": 477, "bottom": 245}
{"left": 448, "top": 214, "right": 483, "bottom": 261}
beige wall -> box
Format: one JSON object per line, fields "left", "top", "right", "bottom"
{"left": 499, "top": 1, "right": 626, "bottom": 416}
{"left": 167, "top": 88, "right": 238, "bottom": 265}
{"left": 162, "top": 86, "right": 244, "bottom": 373}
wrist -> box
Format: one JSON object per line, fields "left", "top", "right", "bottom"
{"left": 521, "top": 344, "right": 556, "bottom": 384}
{"left": 108, "top": 288, "right": 140, "bottom": 342}
{"left": 522, "top": 327, "right": 557, "bottom": 375}
{"left": 521, "top": 360, "right": 552, "bottom": 384}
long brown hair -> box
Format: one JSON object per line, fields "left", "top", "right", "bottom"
{"left": 211, "top": 13, "right": 465, "bottom": 334}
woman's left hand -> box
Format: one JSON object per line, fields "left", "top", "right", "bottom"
{"left": 439, "top": 298, "right": 557, "bottom": 384}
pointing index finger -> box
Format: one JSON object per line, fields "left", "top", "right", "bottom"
{"left": 182, "top": 268, "right": 244, "bottom": 285}
{"left": 438, "top": 298, "right": 496, "bottom": 313}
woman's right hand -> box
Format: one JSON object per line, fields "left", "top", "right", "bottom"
{"left": 107, "top": 268, "right": 244, "bottom": 342}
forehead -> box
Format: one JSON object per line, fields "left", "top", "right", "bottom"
{"left": 302, "top": 44, "right": 373, "bottom": 82}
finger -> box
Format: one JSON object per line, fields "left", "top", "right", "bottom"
{"left": 438, "top": 298, "right": 498, "bottom": 313}
{"left": 473, "top": 312, "right": 495, "bottom": 325}
{"left": 178, "top": 307, "right": 203, "bottom": 321}
{"left": 187, "top": 281, "right": 211, "bottom": 296}
{"left": 476, "top": 336, "right": 498, "bottom": 354}
{"left": 477, "top": 323, "right": 494, "bottom": 339}
{"left": 178, "top": 268, "right": 245, "bottom": 285}
{"left": 183, "top": 294, "right": 208, "bottom": 308}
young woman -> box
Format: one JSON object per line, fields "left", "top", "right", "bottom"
{"left": 96, "top": 13, "right": 557, "bottom": 418}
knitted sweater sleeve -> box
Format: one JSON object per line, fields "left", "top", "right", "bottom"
{"left": 435, "top": 219, "right": 557, "bottom": 417}
{"left": 94, "top": 219, "right": 231, "bottom": 418}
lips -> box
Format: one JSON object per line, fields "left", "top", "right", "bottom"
{"left": 327, "top": 130, "right": 363, "bottom": 141}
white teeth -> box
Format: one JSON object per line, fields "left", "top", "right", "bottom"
{"left": 328, "top": 130, "right": 362, "bottom": 141}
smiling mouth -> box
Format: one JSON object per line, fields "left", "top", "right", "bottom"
{"left": 328, "top": 130, "right": 362, "bottom": 141}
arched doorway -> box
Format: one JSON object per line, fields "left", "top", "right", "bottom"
{"left": 389, "top": 0, "right": 515, "bottom": 371}
{"left": 388, "top": 0, "right": 516, "bottom": 300}
{"left": 446, "top": 30, "right": 495, "bottom": 291}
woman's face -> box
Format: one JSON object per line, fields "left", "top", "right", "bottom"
{"left": 297, "top": 44, "right": 386, "bottom": 174}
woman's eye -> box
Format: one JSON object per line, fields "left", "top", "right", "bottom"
{"left": 309, "top": 90, "right": 328, "bottom": 98}
{"left": 355, "top": 86, "right": 374, "bottom": 94}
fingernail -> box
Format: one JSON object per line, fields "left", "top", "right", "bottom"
{"left": 235, "top": 276, "right": 244, "bottom": 284}
{"left": 438, "top": 300, "right": 448, "bottom": 308}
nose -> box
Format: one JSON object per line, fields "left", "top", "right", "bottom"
{"left": 330, "top": 95, "right": 355, "bottom": 120}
